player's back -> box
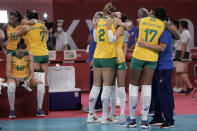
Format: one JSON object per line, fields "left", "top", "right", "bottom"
{"left": 133, "top": 16, "right": 165, "bottom": 61}
{"left": 25, "top": 22, "right": 48, "bottom": 56}
{"left": 94, "top": 18, "right": 116, "bottom": 58}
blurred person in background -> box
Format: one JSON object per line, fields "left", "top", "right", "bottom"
{"left": 54, "top": 20, "right": 68, "bottom": 50}
{"left": 125, "top": 16, "right": 136, "bottom": 49}
{"left": 45, "top": 22, "right": 55, "bottom": 50}
{"left": 174, "top": 20, "right": 194, "bottom": 95}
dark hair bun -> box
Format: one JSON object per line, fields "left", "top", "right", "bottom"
{"left": 20, "top": 38, "right": 25, "bottom": 44}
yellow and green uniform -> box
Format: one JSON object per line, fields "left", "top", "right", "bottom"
{"left": 93, "top": 17, "right": 116, "bottom": 68}
{"left": 6, "top": 25, "right": 21, "bottom": 54}
{"left": 11, "top": 51, "right": 29, "bottom": 79}
{"left": 115, "top": 34, "right": 126, "bottom": 71}
{"left": 24, "top": 22, "right": 48, "bottom": 63}
{"left": 131, "top": 16, "right": 165, "bottom": 70}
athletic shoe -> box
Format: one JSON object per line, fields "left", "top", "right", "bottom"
{"left": 184, "top": 87, "right": 194, "bottom": 95}
{"left": 177, "top": 89, "right": 186, "bottom": 94}
{"left": 100, "top": 115, "right": 118, "bottom": 124}
{"left": 148, "top": 110, "right": 155, "bottom": 116}
{"left": 160, "top": 122, "right": 175, "bottom": 128}
{"left": 109, "top": 113, "right": 117, "bottom": 121}
{"left": 117, "top": 114, "right": 126, "bottom": 122}
{"left": 36, "top": 109, "right": 45, "bottom": 117}
{"left": 9, "top": 110, "right": 16, "bottom": 119}
{"left": 119, "top": 117, "right": 137, "bottom": 127}
{"left": 141, "top": 121, "right": 151, "bottom": 129}
{"left": 150, "top": 119, "right": 163, "bottom": 126}
{"left": 173, "top": 87, "right": 182, "bottom": 93}
{"left": 87, "top": 114, "right": 101, "bottom": 123}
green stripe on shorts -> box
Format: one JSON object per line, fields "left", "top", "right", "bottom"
{"left": 94, "top": 58, "right": 116, "bottom": 68}
{"left": 34, "top": 55, "right": 49, "bottom": 64}
{"left": 130, "top": 57, "right": 157, "bottom": 70}
{"left": 6, "top": 49, "right": 15, "bottom": 55}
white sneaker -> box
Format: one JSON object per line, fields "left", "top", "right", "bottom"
{"left": 87, "top": 114, "right": 101, "bottom": 123}
{"left": 173, "top": 87, "right": 182, "bottom": 93}
{"left": 101, "top": 115, "right": 118, "bottom": 124}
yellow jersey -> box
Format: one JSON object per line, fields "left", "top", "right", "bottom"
{"left": 24, "top": 22, "right": 48, "bottom": 56}
{"left": 11, "top": 51, "right": 29, "bottom": 78}
{"left": 94, "top": 18, "right": 116, "bottom": 58}
{"left": 115, "top": 34, "right": 125, "bottom": 63}
{"left": 7, "top": 25, "right": 21, "bottom": 50}
{"left": 133, "top": 16, "right": 165, "bottom": 61}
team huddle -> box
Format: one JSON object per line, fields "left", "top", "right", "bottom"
{"left": 0, "top": 10, "right": 48, "bottom": 118}
{"left": 87, "top": 3, "right": 179, "bottom": 129}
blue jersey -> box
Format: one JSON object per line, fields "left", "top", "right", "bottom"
{"left": 88, "top": 27, "right": 97, "bottom": 63}
{"left": 157, "top": 30, "right": 173, "bottom": 70}
{"left": 128, "top": 26, "right": 136, "bottom": 48}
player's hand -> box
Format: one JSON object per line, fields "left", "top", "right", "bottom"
{"left": 137, "top": 39, "right": 146, "bottom": 48}
{"left": 25, "top": 79, "right": 30, "bottom": 86}
{"left": 89, "top": 60, "right": 93, "bottom": 67}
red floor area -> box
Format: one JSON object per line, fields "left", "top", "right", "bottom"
{"left": 0, "top": 92, "right": 197, "bottom": 121}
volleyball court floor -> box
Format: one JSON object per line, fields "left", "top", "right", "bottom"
{"left": 0, "top": 93, "right": 197, "bottom": 131}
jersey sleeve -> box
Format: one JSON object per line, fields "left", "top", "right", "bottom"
{"left": 135, "top": 25, "right": 139, "bottom": 39}
{"left": 159, "top": 30, "right": 169, "bottom": 45}
{"left": 124, "top": 31, "right": 128, "bottom": 43}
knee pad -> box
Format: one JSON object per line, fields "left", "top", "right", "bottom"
{"left": 37, "top": 84, "right": 45, "bottom": 95}
{"left": 129, "top": 84, "right": 139, "bottom": 97}
{"left": 34, "top": 72, "right": 45, "bottom": 86}
{"left": 8, "top": 83, "right": 16, "bottom": 93}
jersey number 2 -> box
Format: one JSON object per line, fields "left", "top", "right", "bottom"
{"left": 144, "top": 28, "right": 158, "bottom": 42}
{"left": 99, "top": 29, "right": 105, "bottom": 41}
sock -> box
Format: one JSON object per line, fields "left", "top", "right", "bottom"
{"left": 141, "top": 85, "right": 152, "bottom": 121}
{"left": 118, "top": 87, "right": 126, "bottom": 115}
{"left": 89, "top": 85, "right": 101, "bottom": 115}
{"left": 101, "top": 86, "right": 112, "bottom": 118}
{"left": 37, "top": 84, "right": 45, "bottom": 110}
{"left": 129, "top": 84, "right": 139, "bottom": 119}
{"left": 8, "top": 83, "right": 16, "bottom": 111}
{"left": 110, "top": 86, "right": 116, "bottom": 115}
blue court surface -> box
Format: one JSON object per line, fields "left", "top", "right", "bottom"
{"left": 0, "top": 114, "right": 197, "bottom": 131}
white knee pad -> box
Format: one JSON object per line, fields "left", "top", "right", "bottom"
{"left": 37, "top": 84, "right": 45, "bottom": 95}
{"left": 129, "top": 84, "right": 139, "bottom": 97}
{"left": 34, "top": 72, "right": 45, "bottom": 86}
{"left": 8, "top": 83, "right": 16, "bottom": 94}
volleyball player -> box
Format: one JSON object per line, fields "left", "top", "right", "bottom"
{"left": 109, "top": 13, "right": 128, "bottom": 122}
{"left": 1, "top": 11, "right": 22, "bottom": 54}
{"left": 87, "top": 3, "right": 119, "bottom": 124}
{"left": 16, "top": 9, "right": 48, "bottom": 87}
{"left": 120, "top": 7, "right": 168, "bottom": 128}
{"left": 6, "top": 38, "right": 45, "bottom": 118}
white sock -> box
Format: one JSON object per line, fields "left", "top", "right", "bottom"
{"left": 89, "top": 85, "right": 101, "bottom": 115}
{"left": 101, "top": 86, "right": 112, "bottom": 118}
{"left": 118, "top": 87, "right": 126, "bottom": 116}
{"left": 141, "top": 85, "right": 152, "bottom": 121}
{"left": 110, "top": 86, "right": 116, "bottom": 115}
{"left": 129, "top": 84, "right": 139, "bottom": 119}
{"left": 8, "top": 83, "right": 16, "bottom": 111}
{"left": 37, "top": 84, "right": 45, "bottom": 110}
